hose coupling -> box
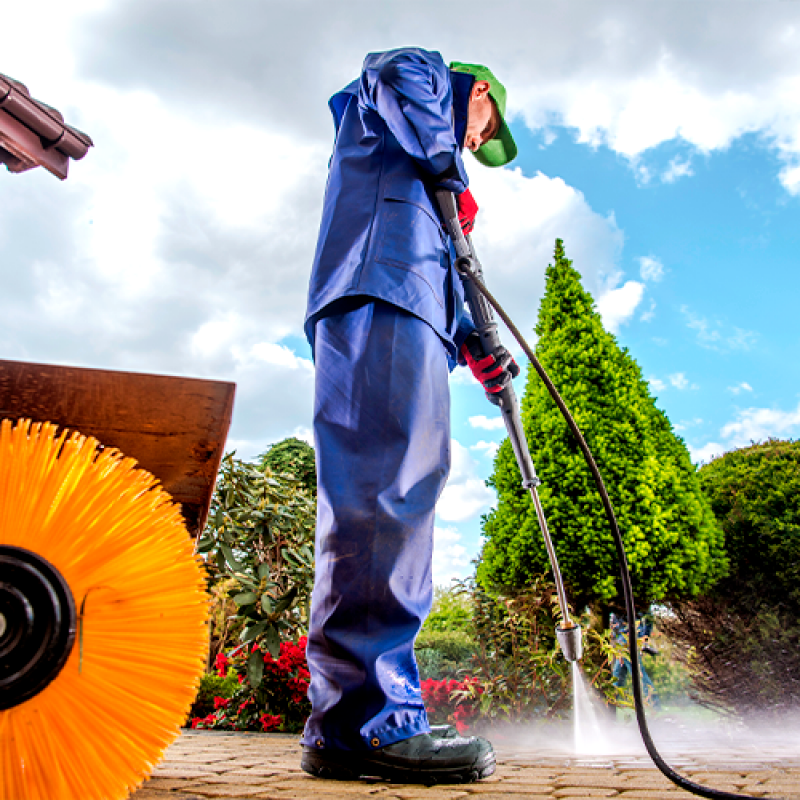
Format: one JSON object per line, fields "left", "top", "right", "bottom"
{"left": 555, "top": 622, "right": 583, "bottom": 662}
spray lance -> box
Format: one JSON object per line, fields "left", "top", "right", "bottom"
{"left": 436, "top": 189, "right": 582, "bottom": 663}
{"left": 436, "top": 189, "right": 776, "bottom": 800}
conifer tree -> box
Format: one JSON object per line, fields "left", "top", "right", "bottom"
{"left": 478, "top": 240, "right": 726, "bottom": 616}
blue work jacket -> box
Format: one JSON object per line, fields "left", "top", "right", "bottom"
{"left": 305, "top": 48, "right": 476, "bottom": 360}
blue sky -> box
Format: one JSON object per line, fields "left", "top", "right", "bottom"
{"left": 447, "top": 122, "right": 800, "bottom": 581}
{"left": 3, "top": 1, "right": 800, "bottom": 584}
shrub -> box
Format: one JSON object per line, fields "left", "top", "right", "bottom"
{"left": 197, "top": 452, "right": 316, "bottom": 667}
{"left": 191, "top": 637, "right": 312, "bottom": 733}
{"left": 186, "top": 671, "right": 240, "bottom": 723}
{"left": 465, "top": 576, "right": 616, "bottom": 722}
{"left": 421, "top": 677, "right": 483, "bottom": 733}
{"left": 665, "top": 440, "right": 800, "bottom": 714}
{"left": 422, "top": 585, "right": 473, "bottom": 634}
{"left": 415, "top": 630, "right": 475, "bottom": 680}
{"left": 480, "top": 239, "right": 725, "bottom": 615}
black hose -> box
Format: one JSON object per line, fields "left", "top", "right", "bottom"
{"left": 464, "top": 270, "right": 773, "bottom": 800}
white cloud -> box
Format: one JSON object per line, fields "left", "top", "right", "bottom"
{"left": 728, "top": 382, "right": 753, "bottom": 395}
{"left": 662, "top": 157, "right": 694, "bottom": 184}
{"left": 437, "top": 440, "right": 496, "bottom": 523}
{"left": 780, "top": 164, "right": 800, "bottom": 195}
{"left": 248, "top": 342, "right": 314, "bottom": 372}
{"left": 8, "top": 0, "right": 800, "bottom": 484}
{"left": 690, "top": 441, "right": 726, "bottom": 465}
{"left": 432, "top": 526, "right": 470, "bottom": 585}
{"left": 668, "top": 372, "right": 697, "bottom": 391}
{"left": 471, "top": 440, "right": 500, "bottom": 460}
{"left": 639, "top": 256, "right": 665, "bottom": 283}
{"left": 468, "top": 166, "right": 623, "bottom": 344}
{"left": 292, "top": 426, "right": 315, "bottom": 446}
{"left": 648, "top": 372, "right": 697, "bottom": 393}
{"left": 510, "top": 8, "right": 800, "bottom": 185}
{"left": 596, "top": 279, "right": 645, "bottom": 333}
{"left": 469, "top": 415, "right": 505, "bottom": 431}
{"left": 681, "top": 306, "right": 757, "bottom": 352}
{"left": 690, "top": 402, "right": 800, "bottom": 465}
{"left": 640, "top": 299, "right": 656, "bottom": 323}
{"left": 720, "top": 403, "right": 800, "bottom": 446}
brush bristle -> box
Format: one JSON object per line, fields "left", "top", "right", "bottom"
{"left": 0, "top": 419, "right": 209, "bottom": 800}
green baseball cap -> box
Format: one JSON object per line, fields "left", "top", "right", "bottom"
{"left": 449, "top": 61, "right": 517, "bottom": 168}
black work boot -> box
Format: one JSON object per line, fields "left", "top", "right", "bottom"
{"left": 301, "top": 732, "right": 496, "bottom": 784}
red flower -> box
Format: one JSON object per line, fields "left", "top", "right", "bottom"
{"left": 260, "top": 713, "right": 282, "bottom": 732}
{"left": 214, "top": 653, "right": 230, "bottom": 677}
{"left": 213, "top": 696, "right": 230, "bottom": 710}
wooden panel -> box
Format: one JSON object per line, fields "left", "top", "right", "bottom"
{"left": 0, "top": 359, "right": 236, "bottom": 535}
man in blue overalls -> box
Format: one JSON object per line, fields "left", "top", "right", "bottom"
{"left": 302, "top": 48, "right": 519, "bottom": 784}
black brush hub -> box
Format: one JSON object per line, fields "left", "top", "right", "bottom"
{"left": 0, "top": 545, "right": 77, "bottom": 709}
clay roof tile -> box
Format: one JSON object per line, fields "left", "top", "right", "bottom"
{"left": 0, "top": 73, "right": 93, "bottom": 180}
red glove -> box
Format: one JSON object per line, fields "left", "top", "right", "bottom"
{"left": 456, "top": 188, "right": 478, "bottom": 235}
{"left": 460, "top": 331, "right": 520, "bottom": 400}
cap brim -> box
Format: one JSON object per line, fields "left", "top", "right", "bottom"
{"left": 473, "top": 118, "right": 517, "bottom": 168}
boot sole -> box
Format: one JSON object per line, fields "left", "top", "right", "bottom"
{"left": 301, "top": 747, "right": 496, "bottom": 785}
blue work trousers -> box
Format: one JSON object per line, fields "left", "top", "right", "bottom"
{"left": 302, "top": 300, "right": 451, "bottom": 753}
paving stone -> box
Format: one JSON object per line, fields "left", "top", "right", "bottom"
{"left": 684, "top": 770, "right": 747, "bottom": 782}
{"left": 465, "top": 782, "right": 554, "bottom": 793}
{"left": 553, "top": 774, "right": 625, "bottom": 789}
{"left": 460, "top": 793, "right": 555, "bottom": 799}
{"left": 496, "top": 772, "right": 558, "bottom": 785}
{"left": 497, "top": 766, "right": 562, "bottom": 778}
{"left": 176, "top": 785, "right": 271, "bottom": 798}
{"left": 148, "top": 768, "right": 219, "bottom": 780}
{"left": 389, "top": 788, "right": 471, "bottom": 799}
{"left": 212, "top": 767, "right": 282, "bottom": 776}
{"left": 129, "top": 730, "right": 800, "bottom": 800}
{"left": 754, "top": 782, "right": 800, "bottom": 797}
{"left": 141, "top": 777, "right": 203, "bottom": 791}
{"left": 184, "top": 773, "right": 281, "bottom": 787}
{"left": 615, "top": 774, "right": 683, "bottom": 790}
{"left": 260, "top": 777, "right": 401, "bottom": 794}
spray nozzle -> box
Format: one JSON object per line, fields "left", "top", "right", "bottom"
{"left": 555, "top": 622, "right": 583, "bottom": 662}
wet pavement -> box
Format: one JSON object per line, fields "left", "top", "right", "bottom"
{"left": 130, "top": 726, "right": 800, "bottom": 800}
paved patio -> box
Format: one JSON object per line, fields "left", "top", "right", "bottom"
{"left": 131, "top": 726, "right": 800, "bottom": 800}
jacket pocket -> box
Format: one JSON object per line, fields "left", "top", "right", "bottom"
{"left": 374, "top": 196, "right": 448, "bottom": 307}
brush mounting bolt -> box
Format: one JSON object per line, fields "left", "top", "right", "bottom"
{"left": 0, "top": 545, "right": 77, "bottom": 710}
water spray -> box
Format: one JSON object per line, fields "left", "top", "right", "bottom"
{"left": 436, "top": 190, "right": 776, "bottom": 800}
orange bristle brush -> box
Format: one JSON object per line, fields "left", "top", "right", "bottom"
{"left": 0, "top": 418, "right": 209, "bottom": 800}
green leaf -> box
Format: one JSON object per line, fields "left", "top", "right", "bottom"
{"left": 196, "top": 536, "right": 215, "bottom": 554}
{"left": 261, "top": 594, "right": 273, "bottom": 615}
{"left": 241, "top": 620, "right": 269, "bottom": 643}
{"left": 273, "top": 586, "right": 298, "bottom": 616}
{"left": 264, "top": 625, "right": 280, "bottom": 659}
{"left": 220, "top": 544, "right": 244, "bottom": 572}
{"left": 247, "top": 649, "right": 264, "bottom": 688}
{"left": 234, "top": 592, "right": 258, "bottom": 607}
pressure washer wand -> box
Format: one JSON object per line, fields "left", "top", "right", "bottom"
{"left": 436, "top": 190, "right": 582, "bottom": 663}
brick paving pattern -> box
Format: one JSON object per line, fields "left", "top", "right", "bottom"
{"left": 131, "top": 730, "right": 800, "bottom": 800}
